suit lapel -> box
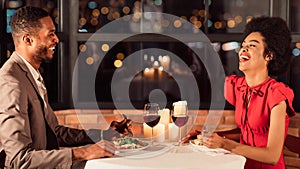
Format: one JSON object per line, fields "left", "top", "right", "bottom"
{"left": 11, "top": 53, "right": 44, "bottom": 103}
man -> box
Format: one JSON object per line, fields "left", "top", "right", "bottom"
{"left": 0, "top": 6, "right": 131, "bottom": 168}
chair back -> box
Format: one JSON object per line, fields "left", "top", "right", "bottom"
{"left": 0, "top": 148, "right": 5, "bottom": 169}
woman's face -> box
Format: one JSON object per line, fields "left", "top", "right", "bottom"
{"left": 238, "top": 32, "right": 269, "bottom": 74}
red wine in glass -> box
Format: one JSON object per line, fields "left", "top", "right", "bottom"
{"left": 172, "top": 116, "right": 189, "bottom": 127}
{"left": 143, "top": 103, "right": 160, "bottom": 145}
{"left": 172, "top": 101, "right": 188, "bottom": 145}
{"left": 144, "top": 115, "right": 161, "bottom": 127}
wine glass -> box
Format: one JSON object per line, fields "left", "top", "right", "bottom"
{"left": 171, "top": 101, "right": 188, "bottom": 145}
{"left": 143, "top": 103, "right": 160, "bottom": 145}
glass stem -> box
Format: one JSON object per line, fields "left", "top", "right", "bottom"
{"left": 151, "top": 128, "right": 154, "bottom": 144}
{"left": 179, "top": 127, "right": 181, "bottom": 143}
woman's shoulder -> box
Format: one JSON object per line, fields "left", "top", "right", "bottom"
{"left": 267, "top": 78, "right": 293, "bottom": 94}
{"left": 267, "top": 78, "right": 295, "bottom": 116}
{"left": 225, "top": 75, "right": 245, "bottom": 86}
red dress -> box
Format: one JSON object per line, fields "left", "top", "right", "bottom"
{"left": 225, "top": 75, "right": 296, "bottom": 169}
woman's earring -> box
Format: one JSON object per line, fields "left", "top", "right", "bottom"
{"left": 266, "top": 53, "right": 273, "bottom": 61}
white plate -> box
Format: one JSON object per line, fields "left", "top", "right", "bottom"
{"left": 189, "top": 140, "right": 230, "bottom": 154}
{"left": 116, "top": 143, "right": 173, "bottom": 158}
{"left": 114, "top": 138, "right": 151, "bottom": 153}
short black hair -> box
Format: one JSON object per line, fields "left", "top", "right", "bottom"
{"left": 10, "top": 6, "right": 49, "bottom": 39}
{"left": 243, "top": 16, "right": 292, "bottom": 76}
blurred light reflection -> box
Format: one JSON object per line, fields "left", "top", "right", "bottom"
{"left": 222, "top": 42, "right": 239, "bottom": 51}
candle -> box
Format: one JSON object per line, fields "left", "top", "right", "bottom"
{"left": 143, "top": 123, "right": 152, "bottom": 138}
{"left": 143, "top": 123, "right": 165, "bottom": 142}
{"left": 143, "top": 67, "right": 155, "bottom": 80}
{"left": 173, "top": 101, "right": 187, "bottom": 116}
{"left": 168, "top": 123, "right": 179, "bottom": 142}
{"left": 159, "top": 108, "right": 170, "bottom": 139}
{"left": 159, "top": 108, "right": 170, "bottom": 125}
{"left": 160, "top": 55, "right": 170, "bottom": 71}
{"left": 153, "top": 123, "right": 165, "bottom": 142}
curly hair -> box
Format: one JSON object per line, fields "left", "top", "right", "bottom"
{"left": 10, "top": 6, "right": 49, "bottom": 41}
{"left": 243, "top": 16, "right": 292, "bottom": 76}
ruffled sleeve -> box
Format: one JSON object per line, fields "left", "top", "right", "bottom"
{"left": 268, "top": 82, "right": 296, "bottom": 117}
{"left": 224, "top": 75, "right": 238, "bottom": 106}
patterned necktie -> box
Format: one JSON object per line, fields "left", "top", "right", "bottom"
{"left": 37, "top": 75, "right": 47, "bottom": 109}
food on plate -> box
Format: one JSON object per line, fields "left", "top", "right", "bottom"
{"left": 192, "top": 134, "right": 203, "bottom": 145}
{"left": 113, "top": 137, "right": 148, "bottom": 150}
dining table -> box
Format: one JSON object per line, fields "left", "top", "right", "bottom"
{"left": 84, "top": 142, "right": 246, "bottom": 169}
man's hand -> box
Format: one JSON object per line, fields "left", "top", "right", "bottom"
{"left": 72, "top": 140, "right": 115, "bottom": 161}
{"left": 110, "top": 114, "right": 133, "bottom": 137}
{"left": 102, "top": 114, "right": 133, "bottom": 141}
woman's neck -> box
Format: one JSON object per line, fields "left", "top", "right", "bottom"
{"left": 244, "top": 70, "right": 269, "bottom": 87}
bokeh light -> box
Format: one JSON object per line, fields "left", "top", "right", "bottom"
{"left": 154, "top": 0, "right": 163, "bottom": 6}
{"left": 194, "top": 21, "right": 202, "bottom": 29}
{"left": 92, "top": 9, "right": 100, "bottom": 17}
{"left": 101, "top": 7, "right": 109, "bottom": 15}
{"left": 86, "top": 57, "right": 94, "bottom": 65}
{"left": 214, "top": 21, "right": 223, "bottom": 29}
{"left": 227, "top": 19, "right": 236, "bottom": 28}
{"left": 79, "top": 17, "right": 87, "bottom": 26}
{"left": 199, "top": 10, "right": 206, "bottom": 18}
{"left": 292, "top": 48, "right": 300, "bottom": 56}
{"left": 90, "top": 18, "right": 99, "bottom": 26}
{"left": 112, "top": 11, "right": 120, "bottom": 19}
{"left": 173, "top": 19, "right": 182, "bottom": 28}
{"left": 116, "top": 53, "right": 125, "bottom": 60}
{"left": 234, "top": 15, "right": 243, "bottom": 24}
{"left": 189, "top": 16, "right": 197, "bottom": 23}
{"left": 101, "top": 44, "right": 110, "bottom": 52}
{"left": 79, "top": 44, "right": 87, "bottom": 52}
{"left": 122, "top": 6, "right": 130, "bottom": 14}
{"left": 222, "top": 42, "right": 239, "bottom": 51}
{"left": 114, "top": 60, "right": 123, "bottom": 68}
{"left": 88, "top": 1, "right": 97, "bottom": 9}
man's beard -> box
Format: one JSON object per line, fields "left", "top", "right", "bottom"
{"left": 34, "top": 44, "right": 52, "bottom": 62}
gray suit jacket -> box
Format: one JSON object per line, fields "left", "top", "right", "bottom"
{"left": 0, "top": 52, "right": 101, "bottom": 169}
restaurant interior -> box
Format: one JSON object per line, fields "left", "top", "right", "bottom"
{"left": 1, "top": 0, "right": 300, "bottom": 168}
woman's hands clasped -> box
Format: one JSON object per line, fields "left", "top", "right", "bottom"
{"left": 181, "top": 130, "right": 229, "bottom": 150}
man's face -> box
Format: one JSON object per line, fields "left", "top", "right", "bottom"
{"left": 32, "top": 16, "right": 59, "bottom": 62}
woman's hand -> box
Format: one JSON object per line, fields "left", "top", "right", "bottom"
{"left": 203, "top": 133, "right": 239, "bottom": 152}
{"left": 203, "top": 133, "right": 225, "bottom": 149}
{"left": 181, "top": 129, "right": 201, "bottom": 143}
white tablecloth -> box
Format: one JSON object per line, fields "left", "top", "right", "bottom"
{"left": 85, "top": 143, "right": 246, "bottom": 169}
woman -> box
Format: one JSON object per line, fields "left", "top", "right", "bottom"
{"left": 184, "top": 16, "right": 296, "bottom": 169}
